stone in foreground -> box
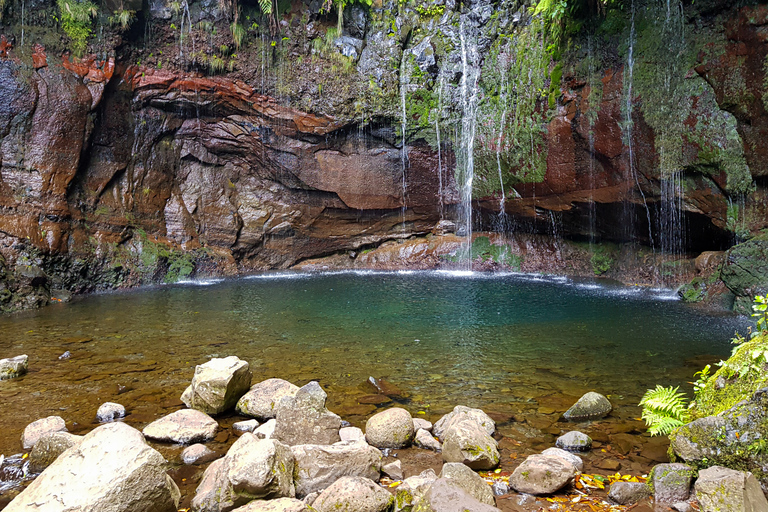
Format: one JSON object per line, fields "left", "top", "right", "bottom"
{"left": 273, "top": 381, "right": 342, "bottom": 446}
{"left": 414, "top": 428, "right": 442, "bottom": 452}
{"left": 442, "top": 418, "right": 500, "bottom": 470}
{"left": 182, "top": 444, "right": 218, "bottom": 465}
{"left": 97, "top": 402, "right": 126, "bottom": 422}
{"left": 433, "top": 406, "right": 496, "bottom": 441}
{"left": 555, "top": 431, "right": 592, "bottom": 452}
{"left": 231, "top": 498, "right": 312, "bottom": 512}
{"left": 0, "top": 355, "right": 28, "bottom": 380}
{"left": 21, "top": 416, "right": 67, "bottom": 449}
{"left": 509, "top": 453, "right": 577, "bottom": 495}
{"left": 143, "top": 409, "right": 219, "bottom": 444}
{"left": 650, "top": 463, "right": 695, "bottom": 504}
{"left": 5, "top": 422, "right": 180, "bottom": 512}
{"left": 312, "top": 476, "right": 393, "bottom": 512}
{"left": 291, "top": 441, "right": 383, "bottom": 498}
{"left": 236, "top": 378, "right": 300, "bottom": 420}
{"left": 181, "top": 356, "right": 252, "bottom": 415}
{"left": 563, "top": 392, "right": 612, "bottom": 421}
{"left": 382, "top": 460, "right": 404, "bottom": 481}
{"left": 28, "top": 432, "right": 83, "bottom": 473}
{"left": 412, "top": 478, "right": 501, "bottom": 512}
{"left": 608, "top": 481, "right": 651, "bottom": 505}
{"left": 394, "top": 469, "right": 438, "bottom": 512}
{"left": 694, "top": 465, "right": 768, "bottom": 512}
{"left": 365, "top": 407, "right": 414, "bottom": 449}
{"left": 541, "top": 447, "right": 583, "bottom": 472}
{"left": 439, "top": 462, "right": 496, "bottom": 506}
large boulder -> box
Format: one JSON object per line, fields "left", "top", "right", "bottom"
{"left": 236, "top": 378, "right": 300, "bottom": 420}
{"left": 5, "top": 422, "right": 180, "bottom": 512}
{"left": 433, "top": 406, "right": 496, "bottom": 442}
{"left": 231, "top": 499, "right": 312, "bottom": 512}
{"left": 649, "top": 463, "right": 695, "bottom": 504}
{"left": 273, "top": 381, "right": 342, "bottom": 446}
{"left": 291, "top": 441, "right": 383, "bottom": 498}
{"left": 694, "top": 466, "right": 768, "bottom": 512}
{"left": 562, "top": 392, "right": 612, "bottom": 421}
{"left": 311, "top": 476, "right": 393, "bottom": 512}
{"left": 411, "top": 478, "right": 501, "bottom": 512}
{"left": 509, "top": 453, "right": 577, "bottom": 495}
{"left": 393, "top": 469, "right": 438, "bottom": 512}
{"left": 439, "top": 463, "right": 495, "bottom": 506}
{"left": 191, "top": 434, "right": 295, "bottom": 512}
{"left": 21, "top": 416, "right": 67, "bottom": 449}
{"left": 365, "top": 407, "right": 414, "bottom": 449}
{"left": 541, "top": 447, "right": 583, "bottom": 472}
{"left": 143, "top": 409, "right": 219, "bottom": 444}
{"left": 28, "top": 431, "right": 83, "bottom": 473}
{"left": 442, "top": 419, "right": 500, "bottom": 470}
{"left": 720, "top": 234, "right": 768, "bottom": 313}
{"left": 0, "top": 355, "right": 28, "bottom": 380}
{"left": 181, "top": 356, "right": 252, "bottom": 415}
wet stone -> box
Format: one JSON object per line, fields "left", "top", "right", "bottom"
{"left": 563, "top": 392, "right": 612, "bottom": 421}
{"left": 96, "top": 402, "right": 126, "bottom": 423}
{"left": 0, "top": 355, "right": 28, "bottom": 381}
{"left": 181, "top": 443, "right": 218, "bottom": 465}
{"left": 555, "top": 431, "right": 592, "bottom": 452}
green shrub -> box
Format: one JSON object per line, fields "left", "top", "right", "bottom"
{"left": 590, "top": 250, "right": 613, "bottom": 275}
{"left": 640, "top": 385, "right": 690, "bottom": 436}
{"left": 58, "top": 0, "right": 97, "bottom": 56}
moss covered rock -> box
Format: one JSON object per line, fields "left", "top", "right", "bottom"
{"left": 720, "top": 234, "right": 768, "bottom": 314}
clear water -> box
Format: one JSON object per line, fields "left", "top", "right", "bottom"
{"left": 0, "top": 272, "right": 748, "bottom": 462}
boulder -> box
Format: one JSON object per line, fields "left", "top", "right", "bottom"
{"left": 695, "top": 466, "right": 768, "bottom": 512}
{"left": 382, "top": 460, "right": 404, "bottom": 480}
{"left": 291, "top": 442, "right": 382, "bottom": 498}
{"left": 439, "top": 462, "right": 496, "bottom": 506}
{"left": 442, "top": 419, "right": 500, "bottom": 470}
{"left": 312, "top": 476, "right": 393, "bottom": 512}
{"left": 365, "top": 407, "right": 414, "bottom": 449}
{"left": 394, "top": 469, "right": 438, "bottom": 512}
{"left": 191, "top": 434, "right": 295, "bottom": 512}
{"left": 233, "top": 419, "right": 260, "bottom": 433}
{"left": 143, "top": 409, "right": 219, "bottom": 444}
{"left": 97, "top": 402, "right": 126, "bottom": 422}
{"left": 5, "top": 422, "right": 180, "bottom": 512}
{"left": 412, "top": 478, "right": 501, "bottom": 512}
{"left": 541, "top": 447, "right": 583, "bottom": 472}
{"left": 608, "top": 481, "right": 651, "bottom": 505}
{"left": 255, "top": 419, "right": 277, "bottom": 439}
{"left": 21, "top": 416, "right": 67, "bottom": 449}
{"left": 28, "top": 432, "right": 83, "bottom": 473}
{"left": 414, "top": 428, "right": 442, "bottom": 452}
{"left": 231, "top": 498, "right": 313, "bottom": 512}
{"left": 236, "top": 378, "right": 299, "bottom": 420}
{"left": 181, "top": 443, "right": 218, "bottom": 465}
{"left": 650, "top": 463, "right": 695, "bottom": 504}
{"left": 433, "top": 406, "right": 496, "bottom": 441}
{"left": 555, "top": 431, "right": 592, "bottom": 452}
{"left": 562, "top": 392, "right": 612, "bottom": 421}
{"left": 273, "top": 381, "right": 342, "bottom": 446}
{"left": 0, "top": 355, "right": 28, "bottom": 380}
{"left": 413, "top": 418, "right": 432, "bottom": 432}
{"left": 509, "top": 453, "right": 577, "bottom": 495}
{"left": 181, "top": 356, "right": 252, "bottom": 415}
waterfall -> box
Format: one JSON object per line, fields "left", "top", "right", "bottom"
{"left": 399, "top": 50, "right": 411, "bottom": 232}
{"left": 587, "top": 33, "right": 597, "bottom": 245}
{"left": 458, "top": 16, "right": 480, "bottom": 260}
{"left": 494, "top": 60, "right": 510, "bottom": 233}
{"left": 436, "top": 76, "right": 444, "bottom": 220}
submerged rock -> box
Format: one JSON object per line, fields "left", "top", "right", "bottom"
{"left": 21, "top": 416, "right": 67, "bottom": 449}
{"left": 96, "top": 402, "right": 126, "bottom": 422}
{"left": 563, "top": 392, "right": 612, "bottom": 421}
{"left": 0, "top": 355, "right": 28, "bottom": 380}
{"left": 555, "top": 431, "right": 592, "bottom": 452}
{"left": 236, "top": 378, "right": 300, "bottom": 420}
{"left": 5, "top": 422, "right": 180, "bottom": 512}
{"left": 442, "top": 419, "right": 499, "bottom": 470}
{"left": 143, "top": 409, "right": 219, "bottom": 444}
{"left": 273, "top": 381, "right": 342, "bottom": 446}
{"left": 365, "top": 407, "right": 414, "bottom": 449}
{"left": 694, "top": 466, "right": 768, "bottom": 512}
{"left": 181, "top": 356, "right": 252, "bottom": 415}
{"left": 312, "top": 476, "right": 393, "bottom": 512}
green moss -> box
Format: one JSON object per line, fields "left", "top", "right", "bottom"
{"left": 444, "top": 236, "right": 522, "bottom": 269}
{"left": 590, "top": 246, "right": 614, "bottom": 275}
{"left": 548, "top": 63, "right": 563, "bottom": 109}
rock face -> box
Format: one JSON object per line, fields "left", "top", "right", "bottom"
{"left": 364, "top": 407, "right": 415, "bottom": 449}
{"left": 181, "top": 356, "right": 252, "bottom": 415}
{"left": 143, "top": 409, "right": 219, "bottom": 444}
{"left": 509, "top": 453, "right": 577, "bottom": 495}
{"left": 0, "top": 355, "right": 28, "bottom": 380}
{"left": 433, "top": 406, "right": 496, "bottom": 442}
{"left": 236, "top": 378, "right": 300, "bottom": 420}
{"left": 311, "top": 476, "right": 394, "bottom": 512}
{"left": 563, "top": 392, "right": 612, "bottom": 421}
{"left": 28, "top": 432, "right": 83, "bottom": 473}
{"left": 694, "top": 466, "right": 768, "bottom": 512}
{"left": 272, "top": 381, "right": 342, "bottom": 446}
{"left": 191, "top": 434, "right": 295, "bottom": 512}
{"left": 441, "top": 419, "right": 500, "bottom": 470}
{"left": 21, "top": 416, "right": 67, "bottom": 449}
{"left": 291, "top": 442, "right": 383, "bottom": 498}
{"left": 5, "top": 422, "right": 180, "bottom": 512}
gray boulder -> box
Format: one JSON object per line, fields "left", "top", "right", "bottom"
{"left": 5, "top": 422, "right": 180, "bottom": 512}
{"left": 555, "top": 431, "right": 592, "bottom": 452}
{"left": 191, "top": 434, "right": 295, "bottom": 512}
{"left": 181, "top": 356, "right": 252, "bottom": 415}
{"left": 563, "top": 392, "right": 612, "bottom": 421}
{"left": 312, "top": 476, "right": 393, "bottom": 512}
{"left": 509, "top": 453, "right": 577, "bottom": 495}
{"left": 650, "top": 463, "right": 695, "bottom": 504}
{"left": 97, "top": 402, "right": 126, "bottom": 422}
{"left": 414, "top": 428, "right": 442, "bottom": 452}
{"left": 442, "top": 419, "right": 500, "bottom": 470}
{"left": 394, "top": 469, "right": 438, "bottom": 512}
{"left": 231, "top": 498, "right": 313, "bottom": 512}
{"left": 365, "top": 407, "right": 414, "bottom": 449}
{"left": 28, "top": 431, "right": 83, "bottom": 473}
{"left": 181, "top": 443, "right": 218, "bottom": 465}
{"left": 541, "top": 447, "right": 583, "bottom": 472}
{"left": 273, "top": 381, "right": 342, "bottom": 446}
{"left": 412, "top": 478, "right": 501, "bottom": 512}
{"left": 439, "top": 462, "right": 495, "bottom": 506}
{"left": 433, "top": 406, "right": 496, "bottom": 442}
{"left": 236, "top": 378, "right": 299, "bottom": 420}
{"left": 608, "top": 481, "right": 651, "bottom": 505}
{"left": 21, "top": 416, "right": 67, "bottom": 449}
{"left": 143, "top": 409, "right": 219, "bottom": 444}
{"left": 0, "top": 355, "right": 28, "bottom": 380}
{"left": 291, "top": 441, "right": 382, "bottom": 498}
{"left": 695, "top": 466, "right": 768, "bottom": 512}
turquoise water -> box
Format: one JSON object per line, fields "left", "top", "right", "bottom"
{"left": 0, "top": 271, "right": 749, "bottom": 463}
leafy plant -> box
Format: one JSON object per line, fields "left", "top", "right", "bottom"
{"left": 108, "top": 9, "right": 135, "bottom": 30}
{"left": 57, "top": 0, "right": 97, "bottom": 56}
{"left": 752, "top": 294, "right": 768, "bottom": 335}
{"left": 230, "top": 22, "right": 245, "bottom": 49}
{"left": 590, "top": 250, "right": 612, "bottom": 275}
{"left": 639, "top": 385, "right": 690, "bottom": 436}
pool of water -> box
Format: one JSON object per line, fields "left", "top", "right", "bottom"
{"left": 0, "top": 270, "right": 750, "bottom": 487}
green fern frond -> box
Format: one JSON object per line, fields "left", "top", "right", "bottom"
{"left": 258, "top": 0, "right": 272, "bottom": 14}
{"left": 639, "top": 385, "right": 689, "bottom": 436}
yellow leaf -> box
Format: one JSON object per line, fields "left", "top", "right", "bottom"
{"left": 389, "top": 481, "right": 401, "bottom": 488}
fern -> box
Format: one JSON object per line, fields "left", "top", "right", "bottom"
{"left": 640, "top": 385, "right": 690, "bottom": 436}
{"left": 258, "top": 0, "right": 272, "bottom": 14}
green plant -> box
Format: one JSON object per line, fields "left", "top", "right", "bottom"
{"left": 639, "top": 385, "right": 690, "bottom": 436}
{"left": 590, "top": 250, "right": 612, "bottom": 275}
{"left": 57, "top": 0, "right": 97, "bottom": 56}
{"left": 752, "top": 294, "right": 768, "bottom": 335}
{"left": 169, "top": 0, "right": 182, "bottom": 16}
{"left": 230, "top": 22, "right": 245, "bottom": 49}
{"left": 108, "top": 9, "right": 135, "bottom": 30}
